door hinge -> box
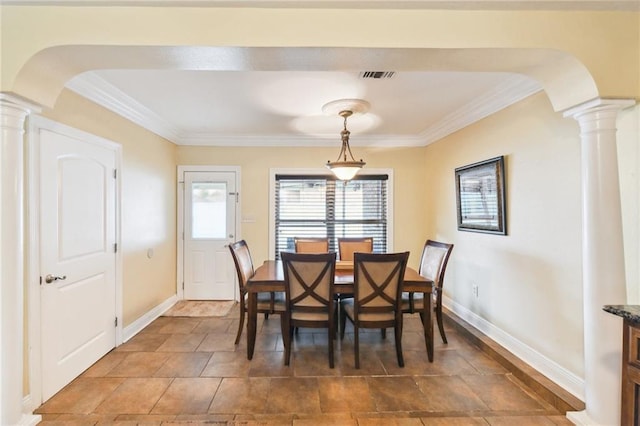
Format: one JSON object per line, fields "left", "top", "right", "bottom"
{"left": 114, "top": 243, "right": 118, "bottom": 253}
{"left": 115, "top": 317, "right": 118, "bottom": 327}
{"left": 229, "top": 192, "right": 239, "bottom": 203}
{"left": 39, "top": 276, "right": 42, "bottom": 285}
{"left": 113, "top": 169, "right": 117, "bottom": 179}
{"left": 182, "top": 282, "right": 185, "bottom": 290}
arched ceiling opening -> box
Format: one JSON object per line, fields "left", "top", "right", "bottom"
{"left": 11, "top": 45, "right": 599, "bottom": 146}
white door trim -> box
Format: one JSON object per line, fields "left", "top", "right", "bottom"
{"left": 26, "top": 115, "right": 123, "bottom": 409}
{"left": 177, "top": 165, "right": 241, "bottom": 301}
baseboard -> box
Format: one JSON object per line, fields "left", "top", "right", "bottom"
{"left": 565, "top": 410, "right": 593, "bottom": 425}
{"left": 443, "top": 296, "right": 585, "bottom": 404}
{"left": 21, "top": 395, "right": 41, "bottom": 425}
{"left": 17, "top": 414, "right": 41, "bottom": 426}
{"left": 122, "top": 295, "right": 177, "bottom": 342}
{"left": 22, "top": 393, "right": 35, "bottom": 414}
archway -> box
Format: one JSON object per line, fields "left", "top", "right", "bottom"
{"left": 12, "top": 45, "right": 598, "bottom": 113}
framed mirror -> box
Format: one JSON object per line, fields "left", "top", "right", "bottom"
{"left": 455, "top": 156, "right": 506, "bottom": 235}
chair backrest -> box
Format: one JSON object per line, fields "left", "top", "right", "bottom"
{"left": 419, "top": 240, "right": 454, "bottom": 291}
{"left": 353, "top": 252, "right": 409, "bottom": 317}
{"left": 228, "top": 240, "right": 255, "bottom": 294}
{"left": 338, "top": 237, "right": 373, "bottom": 261}
{"left": 294, "top": 237, "right": 330, "bottom": 254}
{"left": 281, "top": 252, "right": 336, "bottom": 315}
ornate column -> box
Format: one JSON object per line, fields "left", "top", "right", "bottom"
{"left": 0, "top": 94, "right": 39, "bottom": 425}
{"left": 564, "top": 98, "right": 635, "bottom": 425}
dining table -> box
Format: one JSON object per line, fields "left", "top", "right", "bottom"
{"left": 245, "top": 260, "right": 435, "bottom": 362}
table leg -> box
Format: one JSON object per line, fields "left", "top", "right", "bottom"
{"left": 247, "top": 292, "right": 257, "bottom": 360}
{"left": 423, "top": 291, "right": 434, "bottom": 362}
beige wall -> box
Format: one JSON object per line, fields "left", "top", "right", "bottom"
{"left": 177, "top": 145, "right": 428, "bottom": 269}
{"left": 424, "top": 92, "right": 584, "bottom": 376}
{"left": 2, "top": 7, "right": 639, "bottom": 106}
{"left": 41, "top": 90, "right": 177, "bottom": 325}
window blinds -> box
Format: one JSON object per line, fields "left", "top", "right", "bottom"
{"left": 274, "top": 174, "right": 388, "bottom": 259}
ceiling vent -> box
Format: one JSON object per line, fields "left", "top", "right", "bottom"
{"left": 360, "top": 71, "right": 395, "bottom": 79}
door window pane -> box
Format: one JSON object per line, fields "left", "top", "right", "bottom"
{"left": 192, "top": 182, "right": 226, "bottom": 239}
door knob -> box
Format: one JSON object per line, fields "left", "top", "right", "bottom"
{"left": 45, "top": 274, "right": 67, "bottom": 284}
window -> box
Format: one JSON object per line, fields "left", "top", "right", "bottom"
{"left": 273, "top": 173, "right": 389, "bottom": 258}
{"left": 190, "top": 181, "right": 227, "bottom": 239}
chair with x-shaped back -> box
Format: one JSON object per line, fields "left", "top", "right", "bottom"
{"left": 337, "top": 237, "right": 373, "bottom": 261}
{"left": 294, "top": 237, "right": 330, "bottom": 254}
{"left": 281, "top": 251, "right": 337, "bottom": 367}
{"left": 340, "top": 251, "right": 409, "bottom": 369}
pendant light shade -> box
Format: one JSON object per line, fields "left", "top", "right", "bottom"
{"left": 326, "top": 108, "right": 366, "bottom": 181}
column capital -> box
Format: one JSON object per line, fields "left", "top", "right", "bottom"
{"left": 0, "top": 92, "right": 41, "bottom": 111}
{"left": 563, "top": 97, "right": 635, "bottom": 120}
{"left": 0, "top": 93, "right": 41, "bottom": 132}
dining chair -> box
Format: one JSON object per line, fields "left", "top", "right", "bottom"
{"left": 229, "top": 240, "right": 285, "bottom": 345}
{"left": 401, "top": 239, "right": 454, "bottom": 343}
{"left": 281, "top": 251, "right": 337, "bottom": 367}
{"left": 340, "top": 251, "right": 409, "bottom": 369}
{"left": 294, "top": 237, "right": 330, "bottom": 254}
{"left": 337, "top": 237, "right": 373, "bottom": 261}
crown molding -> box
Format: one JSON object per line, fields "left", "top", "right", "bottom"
{"left": 176, "top": 132, "right": 427, "bottom": 147}
{"left": 421, "top": 74, "right": 542, "bottom": 145}
{"left": 68, "top": 72, "right": 542, "bottom": 147}
{"left": 420, "top": 74, "right": 542, "bottom": 145}
{"left": 66, "top": 74, "right": 182, "bottom": 143}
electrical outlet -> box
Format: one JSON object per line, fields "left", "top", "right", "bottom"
{"left": 472, "top": 284, "right": 479, "bottom": 298}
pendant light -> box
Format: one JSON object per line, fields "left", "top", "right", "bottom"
{"left": 326, "top": 107, "right": 366, "bottom": 181}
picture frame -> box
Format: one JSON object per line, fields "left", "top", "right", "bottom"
{"left": 455, "top": 156, "right": 507, "bottom": 235}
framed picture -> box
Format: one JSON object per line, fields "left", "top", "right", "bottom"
{"left": 455, "top": 156, "right": 506, "bottom": 235}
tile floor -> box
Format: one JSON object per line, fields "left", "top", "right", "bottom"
{"left": 35, "top": 305, "right": 575, "bottom": 425}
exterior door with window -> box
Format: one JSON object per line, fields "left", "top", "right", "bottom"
{"left": 184, "top": 171, "right": 236, "bottom": 300}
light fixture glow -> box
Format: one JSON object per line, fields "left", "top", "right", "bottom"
{"left": 326, "top": 110, "right": 366, "bottom": 181}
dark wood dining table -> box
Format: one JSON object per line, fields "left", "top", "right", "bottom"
{"left": 245, "top": 260, "right": 435, "bottom": 362}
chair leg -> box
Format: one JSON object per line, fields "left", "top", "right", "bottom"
{"left": 280, "top": 314, "right": 286, "bottom": 351}
{"left": 264, "top": 312, "right": 269, "bottom": 320}
{"left": 334, "top": 303, "right": 340, "bottom": 339}
{"left": 340, "top": 307, "right": 347, "bottom": 340}
{"left": 435, "top": 305, "right": 448, "bottom": 344}
{"left": 234, "top": 304, "right": 246, "bottom": 345}
{"left": 381, "top": 328, "right": 386, "bottom": 339}
{"left": 328, "top": 324, "right": 335, "bottom": 368}
{"left": 394, "top": 322, "right": 404, "bottom": 368}
{"left": 283, "top": 316, "right": 292, "bottom": 366}
{"left": 354, "top": 324, "right": 360, "bottom": 369}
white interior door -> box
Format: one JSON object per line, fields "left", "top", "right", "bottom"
{"left": 39, "top": 128, "right": 117, "bottom": 401}
{"left": 183, "top": 171, "right": 236, "bottom": 300}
